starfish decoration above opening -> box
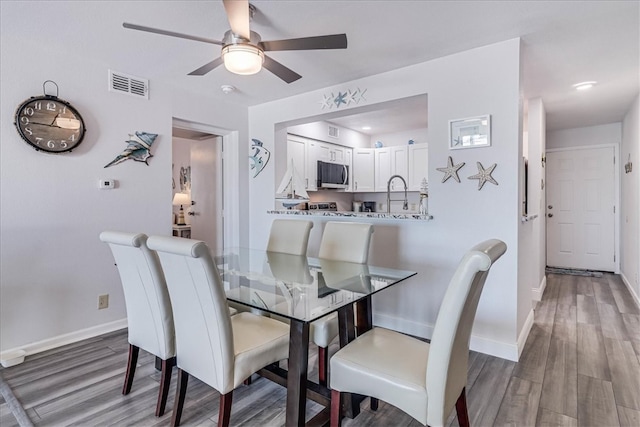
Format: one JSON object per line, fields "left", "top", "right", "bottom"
{"left": 334, "top": 91, "right": 347, "bottom": 107}
{"left": 436, "top": 156, "right": 465, "bottom": 183}
{"left": 468, "top": 161, "right": 498, "bottom": 190}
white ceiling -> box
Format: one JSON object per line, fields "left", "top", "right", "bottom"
{"left": 3, "top": 1, "right": 638, "bottom": 132}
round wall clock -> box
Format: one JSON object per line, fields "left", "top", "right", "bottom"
{"left": 14, "top": 85, "right": 86, "bottom": 153}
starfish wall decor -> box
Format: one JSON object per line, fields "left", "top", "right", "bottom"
{"left": 468, "top": 162, "right": 498, "bottom": 190}
{"left": 320, "top": 88, "right": 367, "bottom": 109}
{"left": 436, "top": 156, "right": 465, "bottom": 183}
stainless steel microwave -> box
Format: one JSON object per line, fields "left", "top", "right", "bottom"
{"left": 317, "top": 161, "right": 348, "bottom": 189}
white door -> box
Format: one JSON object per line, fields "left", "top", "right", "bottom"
{"left": 546, "top": 147, "right": 616, "bottom": 271}
{"left": 190, "top": 136, "right": 224, "bottom": 253}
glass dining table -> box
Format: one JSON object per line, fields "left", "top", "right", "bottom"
{"left": 215, "top": 248, "right": 416, "bottom": 427}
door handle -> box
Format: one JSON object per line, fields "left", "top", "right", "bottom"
{"left": 548, "top": 213, "right": 553, "bottom": 218}
{"left": 188, "top": 211, "right": 195, "bottom": 216}
{"left": 548, "top": 205, "right": 553, "bottom": 209}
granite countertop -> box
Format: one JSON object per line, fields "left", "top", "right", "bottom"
{"left": 267, "top": 210, "right": 433, "bottom": 220}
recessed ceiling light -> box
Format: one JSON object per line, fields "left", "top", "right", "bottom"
{"left": 362, "top": 126, "right": 371, "bottom": 130}
{"left": 573, "top": 81, "right": 597, "bottom": 91}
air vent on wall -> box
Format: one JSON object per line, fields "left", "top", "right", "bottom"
{"left": 108, "top": 70, "right": 149, "bottom": 99}
{"left": 328, "top": 125, "right": 339, "bottom": 138}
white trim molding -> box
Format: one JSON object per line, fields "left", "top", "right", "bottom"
{"left": 621, "top": 272, "right": 640, "bottom": 309}
{"left": 532, "top": 275, "right": 547, "bottom": 301}
{"left": 374, "top": 312, "right": 521, "bottom": 362}
{"left": 0, "top": 319, "right": 127, "bottom": 360}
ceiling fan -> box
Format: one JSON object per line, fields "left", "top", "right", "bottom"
{"left": 123, "top": 0, "right": 347, "bottom": 83}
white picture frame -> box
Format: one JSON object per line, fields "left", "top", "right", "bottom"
{"left": 449, "top": 115, "right": 491, "bottom": 149}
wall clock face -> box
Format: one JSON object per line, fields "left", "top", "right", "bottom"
{"left": 14, "top": 96, "right": 86, "bottom": 153}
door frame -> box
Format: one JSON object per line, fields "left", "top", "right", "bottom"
{"left": 546, "top": 143, "right": 620, "bottom": 273}
{"left": 172, "top": 118, "right": 241, "bottom": 250}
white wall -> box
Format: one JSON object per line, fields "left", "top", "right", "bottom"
{"left": 621, "top": 95, "right": 640, "bottom": 304}
{"left": 547, "top": 123, "right": 622, "bottom": 149}
{"left": 249, "top": 39, "right": 526, "bottom": 360}
{"left": 0, "top": 2, "right": 248, "bottom": 353}
{"left": 370, "top": 128, "right": 428, "bottom": 148}
{"left": 525, "top": 98, "right": 547, "bottom": 302}
{"left": 287, "top": 121, "right": 370, "bottom": 148}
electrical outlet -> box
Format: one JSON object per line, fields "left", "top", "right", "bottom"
{"left": 98, "top": 294, "right": 109, "bottom": 310}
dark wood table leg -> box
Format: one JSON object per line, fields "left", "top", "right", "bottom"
{"left": 337, "top": 304, "right": 362, "bottom": 419}
{"left": 355, "top": 296, "right": 372, "bottom": 336}
{"left": 286, "top": 319, "right": 310, "bottom": 427}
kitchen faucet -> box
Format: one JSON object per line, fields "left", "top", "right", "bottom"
{"left": 387, "top": 174, "right": 409, "bottom": 213}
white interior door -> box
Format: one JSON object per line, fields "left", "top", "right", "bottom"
{"left": 546, "top": 147, "right": 616, "bottom": 271}
{"left": 190, "top": 136, "right": 224, "bottom": 253}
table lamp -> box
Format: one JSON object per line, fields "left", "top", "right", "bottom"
{"left": 172, "top": 192, "right": 191, "bottom": 225}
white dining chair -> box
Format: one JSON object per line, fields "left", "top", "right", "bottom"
{"left": 99, "top": 231, "right": 175, "bottom": 417}
{"left": 146, "top": 235, "right": 290, "bottom": 427}
{"left": 329, "top": 239, "right": 507, "bottom": 427}
{"left": 267, "top": 219, "right": 314, "bottom": 255}
{"left": 314, "top": 221, "right": 374, "bottom": 386}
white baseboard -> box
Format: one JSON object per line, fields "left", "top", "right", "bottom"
{"left": 1, "top": 319, "right": 127, "bottom": 361}
{"left": 620, "top": 272, "right": 640, "bottom": 309}
{"left": 374, "top": 312, "right": 520, "bottom": 362}
{"left": 517, "top": 309, "right": 535, "bottom": 359}
{"left": 531, "top": 276, "right": 546, "bottom": 302}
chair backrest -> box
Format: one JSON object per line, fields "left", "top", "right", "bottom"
{"left": 146, "top": 235, "right": 235, "bottom": 393}
{"left": 425, "top": 239, "right": 507, "bottom": 427}
{"left": 318, "top": 222, "right": 374, "bottom": 263}
{"left": 267, "top": 219, "right": 314, "bottom": 255}
{"left": 99, "top": 231, "right": 175, "bottom": 360}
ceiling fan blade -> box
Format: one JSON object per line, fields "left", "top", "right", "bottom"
{"left": 123, "top": 23, "right": 223, "bottom": 45}
{"left": 263, "top": 55, "right": 302, "bottom": 84}
{"left": 223, "top": 0, "right": 251, "bottom": 40}
{"left": 188, "top": 57, "right": 224, "bottom": 76}
{"left": 261, "top": 34, "right": 347, "bottom": 51}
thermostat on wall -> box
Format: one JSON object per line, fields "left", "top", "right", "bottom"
{"left": 99, "top": 179, "right": 116, "bottom": 189}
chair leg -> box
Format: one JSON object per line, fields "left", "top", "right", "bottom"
{"left": 455, "top": 387, "right": 470, "bottom": 427}
{"left": 243, "top": 375, "right": 252, "bottom": 385}
{"left": 155, "top": 357, "right": 176, "bottom": 417}
{"left": 330, "top": 389, "right": 342, "bottom": 427}
{"left": 218, "top": 391, "right": 233, "bottom": 427}
{"left": 171, "top": 369, "right": 189, "bottom": 427}
{"left": 318, "top": 346, "right": 328, "bottom": 386}
{"left": 122, "top": 344, "right": 139, "bottom": 395}
{"left": 370, "top": 397, "right": 379, "bottom": 411}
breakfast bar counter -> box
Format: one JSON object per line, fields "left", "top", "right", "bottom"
{"left": 268, "top": 209, "right": 433, "bottom": 221}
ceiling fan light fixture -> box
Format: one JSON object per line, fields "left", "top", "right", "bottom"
{"left": 222, "top": 44, "right": 264, "bottom": 75}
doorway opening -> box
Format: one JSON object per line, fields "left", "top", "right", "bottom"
{"left": 172, "top": 118, "right": 239, "bottom": 253}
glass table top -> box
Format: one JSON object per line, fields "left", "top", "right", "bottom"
{"left": 215, "top": 247, "right": 416, "bottom": 324}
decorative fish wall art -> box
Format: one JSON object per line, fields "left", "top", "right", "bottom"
{"left": 104, "top": 131, "right": 158, "bottom": 168}
{"left": 249, "top": 138, "right": 270, "bottom": 178}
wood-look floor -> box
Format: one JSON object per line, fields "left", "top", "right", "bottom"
{"left": 1, "top": 273, "right": 639, "bottom": 426}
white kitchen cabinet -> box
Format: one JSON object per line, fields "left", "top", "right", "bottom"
{"left": 287, "top": 135, "right": 317, "bottom": 190}
{"left": 315, "top": 141, "right": 345, "bottom": 164}
{"left": 375, "top": 146, "right": 408, "bottom": 191}
{"left": 408, "top": 143, "right": 428, "bottom": 191}
{"left": 352, "top": 148, "right": 375, "bottom": 192}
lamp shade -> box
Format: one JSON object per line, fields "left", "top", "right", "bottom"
{"left": 222, "top": 44, "right": 264, "bottom": 75}
{"left": 172, "top": 192, "right": 191, "bottom": 206}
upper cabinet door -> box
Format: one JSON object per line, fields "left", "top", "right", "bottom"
{"left": 287, "top": 135, "right": 318, "bottom": 190}
{"left": 375, "top": 147, "right": 392, "bottom": 191}
{"left": 353, "top": 148, "right": 375, "bottom": 192}
{"left": 408, "top": 143, "right": 428, "bottom": 191}
{"left": 375, "top": 146, "right": 408, "bottom": 191}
